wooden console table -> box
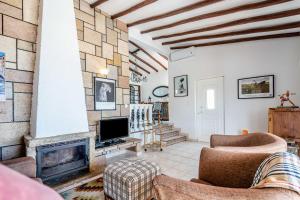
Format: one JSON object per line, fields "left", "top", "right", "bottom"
{"left": 268, "top": 107, "right": 300, "bottom": 141}
{"left": 94, "top": 138, "right": 142, "bottom": 157}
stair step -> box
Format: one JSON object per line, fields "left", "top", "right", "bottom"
{"left": 162, "top": 135, "right": 187, "bottom": 146}
{"left": 156, "top": 128, "right": 180, "bottom": 135}
{"left": 153, "top": 123, "right": 174, "bottom": 129}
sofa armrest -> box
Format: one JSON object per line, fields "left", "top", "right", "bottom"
{"left": 198, "top": 148, "right": 270, "bottom": 188}
{"left": 1, "top": 157, "right": 36, "bottom": 178}
{"left": 153, "top": 175, "right": 298, "bottom": 200}
{"left": 0, "top": 164, "right": 62, "bottom": 200}
{"left": 210, "top": 134, "right": 246, "bottom": 148}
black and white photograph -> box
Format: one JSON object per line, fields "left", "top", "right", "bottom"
{"left": 174, "top": 75, "right": 188, "bottom": 97}
{"left": 238, "top": 75, "right": 274, "bottom": 99}
{"left": 95, "top": 77, "right": 116, "bottom": 110}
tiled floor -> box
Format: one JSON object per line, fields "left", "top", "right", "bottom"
{"left": 108, "top": 141, "right": 209, "bottom": 180}
{"left": 142, "top": 141, "right": 209, "bottom": 180}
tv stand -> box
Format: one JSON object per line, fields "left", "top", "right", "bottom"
{"left": 95, "top": 138, "right": 142, "bottom": 157}
{"left": 96, "top": 138, "right": 126, "bottom": 148}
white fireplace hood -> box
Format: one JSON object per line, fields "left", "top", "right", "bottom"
{"left": 31, "top": 0, "right": 89, "bottom": 138}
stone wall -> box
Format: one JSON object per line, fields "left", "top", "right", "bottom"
{"left": 0, "top": 0, "right": 130, "bottom": 160}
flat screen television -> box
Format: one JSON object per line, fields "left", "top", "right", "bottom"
{"left": 99, "top": 118, "right": 129, "bottom": 142}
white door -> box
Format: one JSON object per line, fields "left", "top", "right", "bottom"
{"left": 195, "top": 77, "right": 224, "bottom": 142}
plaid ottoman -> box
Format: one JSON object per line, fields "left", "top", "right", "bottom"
{"left": 103, "top": 158, "right": 161, "bottom": 200}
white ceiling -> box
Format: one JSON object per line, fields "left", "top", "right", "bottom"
{"left": 86, "top": 0, "right": 300, "bottom": 74}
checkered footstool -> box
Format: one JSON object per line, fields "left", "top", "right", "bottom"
{"left": 103, "top": 159, "right": 161, "bottom": 200}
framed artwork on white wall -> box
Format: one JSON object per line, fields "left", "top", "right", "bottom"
{"left": 174, "top": 75, "right": 188, "bottom": 97}
{"left": 94, "top": 77, "right": 116, "bottom": 110}
{"left": 238, "top": 75, "right": 275, "bottom": 99}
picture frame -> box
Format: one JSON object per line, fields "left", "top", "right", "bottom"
{"left": 174, "top": 75, "right": 188, "bottom": 97}
{"left": 0, "top": 52, "right": 5, "bottom": 102}
{"left": 152, "top": 86, "right": 169, "bottom": 98}
{"left": 238, "top": 75, "right": 274, "bottom": 99}
{"left": 94, "top": 77, "right": 116, "bottom": 110}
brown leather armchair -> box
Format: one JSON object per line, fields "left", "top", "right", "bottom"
{"left": 210, "top": 133, "right": 287, "bottom": 153}
{"left": 153, "top": 148, "right": 300, "bottom": 200}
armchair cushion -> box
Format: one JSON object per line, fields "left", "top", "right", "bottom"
{"left": 252, "top": 152, "right": 300, "bottom": 195}
{"left": 199, "top": 148, "right": 270, "bottom": 188}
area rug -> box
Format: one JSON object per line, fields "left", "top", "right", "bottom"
{"left": 61, "top": 177, "right": 105, "bottom": 200}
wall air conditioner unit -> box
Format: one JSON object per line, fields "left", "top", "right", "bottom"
{"left": 170, "top": 46, "right": 195, "bottom": 62}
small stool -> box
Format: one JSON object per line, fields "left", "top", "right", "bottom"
{"left": 103, "top": 159, "right": 161, "bottom": 200}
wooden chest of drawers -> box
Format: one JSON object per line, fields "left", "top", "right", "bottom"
{"left": 268, "top": 108, "right": 300, "bottom": 141}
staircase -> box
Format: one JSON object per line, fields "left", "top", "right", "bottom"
{"left": 153, "top": 123, "right": 187, "bottom": 146}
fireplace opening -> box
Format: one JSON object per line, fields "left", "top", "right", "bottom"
{"left": 36, "top": 139, "right": 89, "bottom": 185}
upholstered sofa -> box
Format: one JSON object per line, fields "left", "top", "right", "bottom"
{"left": 210, "top": 133, "right": 287, "bottom": 153}
{"left": 153, "top": 148, "right": 300, "bottom": 200}
{"left": 0, "top": 163, "right": 62, "bottom": 200}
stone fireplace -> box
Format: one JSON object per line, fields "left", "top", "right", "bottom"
{"left": 22, "top": 0, "right": 97, "bottom": 186}
{"left": 25, "top": 132, "right": 96, "bottom": 186}
{"left": 36, "top": 138, "right": 89, "bottom": 185}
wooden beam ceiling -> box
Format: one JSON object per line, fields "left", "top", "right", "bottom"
{"left": 158, "top": 52, "right": 168, "bottom": 61}
{"left": 170, "top": 32, "right": 300, "bottom": 49}
{"left": 163, "top": 21, "right": 300, "bottom": 45}
{"left": 112, "top": 0, "right": 158, "bottom": 20}
{"left": 141, "top": 0, "right": 291, "bottom": 34}
{"left": 129, "top": 68, "right": 143, "bottom": 76}
{"left": 127, "top": 0, "right": 222, "bottom": 27}
{"left": 129, "top": 41, "right": 167, "bottom": 70}
{"left": 90, "top": 0, "right": 109, "bottom": 8}
{"left": 129, "top": 60, "right": 150, "bottom": 74}
{"left": 130, "top": 53, "right": 159, "bottom": 72}
{"left": 131, "top": 49, "right": 140, "bottom": 54}
{"left": 153, "top": 8, "right": 300, "bottom": 40}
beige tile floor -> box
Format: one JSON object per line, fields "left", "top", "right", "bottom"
{"left": 142, "top": 141, "right": 209, "bottom": 180}
{"left": 108, "top": 141, "right": 209, "bottom": 180}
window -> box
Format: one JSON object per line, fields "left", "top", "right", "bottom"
{"left": 207, "top": 89, "right": 215, "bottom": 110}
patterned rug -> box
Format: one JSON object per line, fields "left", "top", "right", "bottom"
{"left": 61, "top": 177, "right": 105, "bottom": 200}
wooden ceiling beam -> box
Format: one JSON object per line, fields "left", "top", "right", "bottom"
{"left": 163, "top": 21, "right": 300, "bottom": 45}
{"left": 158, "top": 53, "right": 168, "bottom": 61}
{"left": 90, "top": 0, "right": 109, "bottom": 8}
{"left": 131, "top": 49, "right": 140, "bottom": 54}
{"left": 153, "top": 8, "right": 300, "bottom": 40}
{"left": 128, "top": 0, "right": 222, "bottom": 27}
{"left": 129, "top": 68, "right": 143, "bottom": 76}
{"left": 129, "top": 60, "right": 151, "bottom": 74}
{"left": 112, "top": 0, "right": 158, "bottom": 20}
{"left": 170, "top": 32, "right": 300, "bottom": 49}
{"left": 129, "top": 41, "right": 168, "bottom": 70}
{"left": 141, "top": 0, "right": 291, "bottom": 34}
{"left": 130, "top": 53, "right": 159, "bottom": 72}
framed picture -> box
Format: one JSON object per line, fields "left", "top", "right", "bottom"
{"left": 94, "top": 77, "right": 116, "bottom": 110}
{"left": 238, "top": 75, "right": 274, "bottom": 99}
{"left": 0, "top": 52, "right": 5, "bottom": 102}
{"left": 174, "top": 75, "right": 188, "bottom": 97}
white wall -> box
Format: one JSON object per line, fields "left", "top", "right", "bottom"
{"left": 31, "top": 0, "right": 89, "bottom": 138}
{"left": 169, "top": 37, "right": 300, "bottom": 139}
{"left": 141, "top": 70, "right": 169, "bottom": 102}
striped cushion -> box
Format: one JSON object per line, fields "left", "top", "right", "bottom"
{"left": 251, "top": 152, "right": 300, "bottom": 194}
